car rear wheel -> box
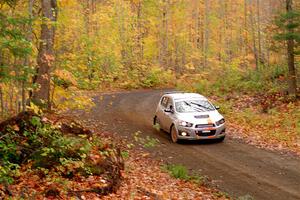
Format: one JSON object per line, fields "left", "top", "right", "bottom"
{"left": 170, "top": 125, "right": 178, "bottom": 143}
{"left": 153, "top": 116, "right": 157, "bottom": 125}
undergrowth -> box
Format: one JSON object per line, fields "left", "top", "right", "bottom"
{"left": 177, "top": 65, "right": 291, "bottom": 96}
{"left": 0, "top": 111, "right": 124, "bottom": 198}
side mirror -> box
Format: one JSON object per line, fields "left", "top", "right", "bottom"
{"left": 215, "top": 105, "right": 220, "bottom": 110}
{"left": 164, "top": 108, "right": 172, "bottom": 113}
{"left": 164, "top": 105, "right": 174, "bottom": 113}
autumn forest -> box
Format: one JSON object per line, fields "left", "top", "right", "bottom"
{"left": 0, "top": 0, "right": 300, "bottom": 199}
{"left": 0, "top": 0, "right": 298, "bottom": 115}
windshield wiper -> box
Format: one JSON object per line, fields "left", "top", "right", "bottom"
{"left": 183, "top": 101, "right": 205, "bottom": 112}
{"left": 190, "top": 102, "right": 212, "bottom": 111}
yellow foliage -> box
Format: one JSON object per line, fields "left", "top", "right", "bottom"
{"left": 53, "top": 86, "right": 95, "bottom": 112}
{"left": 54, "top": 69, "right": 77, "bottom": 86}
{"left": 26, "top": 102, "right": 43, "bottom": 115}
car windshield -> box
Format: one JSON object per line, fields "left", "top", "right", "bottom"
{"left": 175, "top": 99, "right": 215, "bottom": 113}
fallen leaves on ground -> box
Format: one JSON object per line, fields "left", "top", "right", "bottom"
{"left": 74, "top": 117, "right": 229, "bottom": 200}
{"left": 213, "top": 93, "right": 300, "bottom": 156}
{"left": 102, "top": 150, "right": 227, "bottom": 200}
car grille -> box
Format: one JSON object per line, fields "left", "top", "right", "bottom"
{"left": 195, "top": 124, "right": 215, "bottom": 128}
{"left": 194, "top": 115, "right": 209, "bottom": 119}
{"left": 196, "top": 130, "right": 216, "bottom": 136}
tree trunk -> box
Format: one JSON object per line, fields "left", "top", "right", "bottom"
{"left": 23, "top": 0, "right": 34, "bottom": 111}
{"left": 32, "top": 0, "right": 57, "bottom": 109}
{"left": 218, "top": 0, "right": 224, "bottom": 63}
{"left": 244, "top": 0, "right": 248, "bottom": 66}
{"left": 286, "top": 0, "right": 297, "bottom": 97}
{"left": 249, "top": 0, "right": 259, "bottom": 70}
{"left": 136, "top": 1, "right": 143, "bottom": 60}
{"left": 203, "top": 0, "right": 209, "bottom": 68}
{"left": 0, "top": 86, "right": 3, "bottom": 118}
{"left": 161, "top": 0, "right": 169, "bottom": 69}
{"left": 224, "top": 1, "right": 230, "bottom": 64}
{"left": 256, "top": 0, "right": 262, "bottom": 67}
{"left": 0, "top": 50, "right": 3, "bottom": 118}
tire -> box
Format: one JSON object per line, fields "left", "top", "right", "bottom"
{"left": 217, "top": 135, "right": 225, "bottom": 142}
{"left": 153, "top": 116, "right": 157, "bottom": 126}
{"left": 170, "top": 125, "right": 178, "bottom": 143}
{"left": 153, "top": 116, "right": 162, "bottom": 131}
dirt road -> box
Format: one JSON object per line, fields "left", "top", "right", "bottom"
{"left": 79, "top": 89, "right": 300, "bottom": 200}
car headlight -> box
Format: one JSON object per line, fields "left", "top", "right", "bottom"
{"left": 216, "top": 118, "right": 225, "bottom": 126}
{"left": 178, "top": 120, "right": 193, "bottom": 127}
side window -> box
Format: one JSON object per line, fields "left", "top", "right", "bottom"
{"left": 161, "top": 97, "right": 169, "bottom": 108}
{"left": 166, "top": 99, "right": 173, "bottom": 110}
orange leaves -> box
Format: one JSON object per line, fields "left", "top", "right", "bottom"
{"left": 54, "top": 69, "right": 77, "bottom": 86}
{"left": 101, "top": 150, "right": 224, "bottom": 200}
{"left": 221, "top": 93, "right": 300, "bottom": 156}
{"left": 12, "top": 124, "right": 19, "bottom": 131}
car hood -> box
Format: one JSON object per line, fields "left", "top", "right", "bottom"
{"left": 176, "top": 110, "right": 223, "bottom": 124}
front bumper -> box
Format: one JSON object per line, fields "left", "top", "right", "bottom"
{"left": 176, "top": 124, "right": 226, "bottom": 140}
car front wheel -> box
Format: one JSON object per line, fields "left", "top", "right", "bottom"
{"left": 154, "top": 116, "right": 164, "bottom": 132}
{"left": 170, "top": 125, "right": 178, "bottom": 143}
{"left": 217, "top": 136, "right": 225, "bottom": 142}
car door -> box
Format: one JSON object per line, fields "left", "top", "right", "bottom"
{"left": 163, "top": 98, "right": 175, "bottom": 131}
{"left": 157, "top": 96, "right": 169, "bottom": 130}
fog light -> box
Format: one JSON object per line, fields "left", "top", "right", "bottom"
{"left": 181, "top": 132, "right": 187, "bottom": 136}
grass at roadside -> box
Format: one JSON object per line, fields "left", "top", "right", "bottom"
{"left": 162, "top": 164, "right": 209, "bottom": 185}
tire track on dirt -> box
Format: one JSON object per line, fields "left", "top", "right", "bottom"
{"left": 86, "top": 89, "right": 300, "bottom": 200}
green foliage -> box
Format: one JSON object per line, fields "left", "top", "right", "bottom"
{"left": 143, "top": 136, "right": 160, "bottom": 148}
{"left": 162, "top": 164, "right": 190, "bottom": 180}
{"left": 0, "top": 13, "right": 33, "bottom": 84}
{"left": 141, "top": 66, "right": 174, "bottom": 88}
{"left": 52, "top": 75, "right": 72, "bottom": 89}
{"left": 0, "top": 114, "right": 99, "bottom": 184}
{"left": 0, "top": 14, "right": 32, "bottom": 58}
{"left": 121, "top": 150, "right": 129, "bottom": 159}
{"left": 162, "top": 164, "right": 206, "bottom": 185}
{"left": 153, "top": 123, "right": 160, "bottom": 131}
{"left": 274, "top": 8, "right": 300, "bottom": 53}
{"left": 30, "top": 115, "right": 41, "bottom": 126}
{"left": 133, "top": 131, "right": 160, "bottom": 148}
{"left": 183, "top": 65, "right": 290, "bottom": 97}
{"left": 0, "top": 161, "right": 20, "bottom": 184}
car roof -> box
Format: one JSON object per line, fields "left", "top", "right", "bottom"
{"left": 163, "top": 92, "right": 207, "bottom": 101}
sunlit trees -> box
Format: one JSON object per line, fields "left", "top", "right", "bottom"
{"left": 0, "top": 0, "right": 299, "bottom": 118}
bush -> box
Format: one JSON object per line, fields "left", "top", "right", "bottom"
{"left": 0, "top": 112, "right": 96, "bottom": 184}
{"left": 141, "top": 66, "right": 174, "bottom": 88}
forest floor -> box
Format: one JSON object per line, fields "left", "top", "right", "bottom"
{"left": 82, "top": 130, "right": 228, "bottom": 200}
{"left": 209, "top": 93, "right": 300, "bottom": 156}
{"left": 0, "top": 111, "right": 227, "bottom": 200}
{"left": 69, "top": 89, "right": 300, "bottom": 200}
{"left": 2, "top": 89, "right": 299, "bottom": 199}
